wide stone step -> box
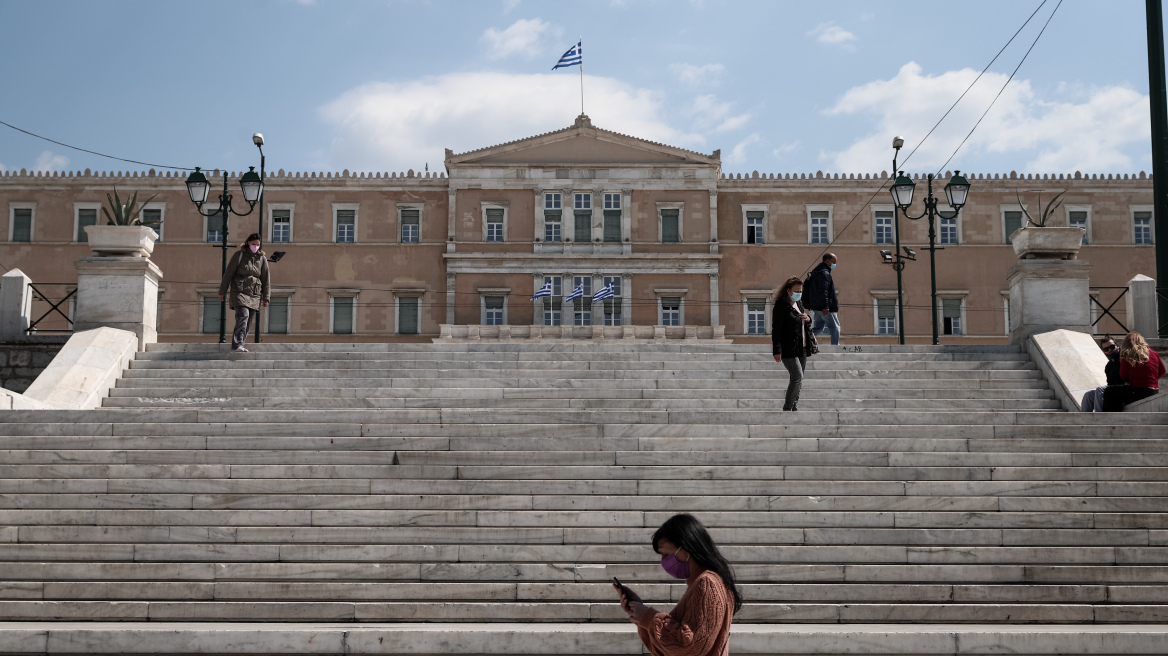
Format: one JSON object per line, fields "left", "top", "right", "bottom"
{"left": 101, "top": 397, "right": 1063, "bottom": 411}
{"left": 0, "top": 599, "right": 1164, "bottom": 623}
{"left": 117, "top": 367, "right": 1042, "bottom": 379}
{"left": 113, "top": 377, "right": 1052, "bottom": 390}
{"left": 145, "top": 342, "right": 1023, "bottom": 353}
{"left": 135, "top": 351, "right": 1033, "bottom": 362}
{"left": 126, "top": 359, "right": 1036, "bottom": 371}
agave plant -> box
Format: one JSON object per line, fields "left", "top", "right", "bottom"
{"left": 1016, "top": 189, "right": 1066, "bottom": 228}
{"left": 102, "top": 186, "right": 159, "bottom": 227}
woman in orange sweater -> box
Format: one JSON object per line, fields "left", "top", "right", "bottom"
{"left": 617, "top": 514, "right": 743, "bottom": 656}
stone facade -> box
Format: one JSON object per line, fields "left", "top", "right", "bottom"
{"left": 0, "top": 336, "right": 67, "bottom": 392}
{"left": 0, "top": 115, "right": 1157, "bottom": 343}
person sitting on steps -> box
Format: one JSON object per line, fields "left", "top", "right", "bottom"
{"left": 1101, "top": 331, "right": 1165, "bottom": 412}
{"left": 1081, "top": 336, "right": 1124, "bottom": 412}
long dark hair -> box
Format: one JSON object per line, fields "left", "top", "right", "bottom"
{"left": 776, "top": 276, "right": 803, "bottom": 302}
{"left": 651, "top": 513, "right": 743, "bottom": 613}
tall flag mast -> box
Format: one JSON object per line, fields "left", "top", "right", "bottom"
{"left": 552, "top": 38, "right": 584, "bottom": 115}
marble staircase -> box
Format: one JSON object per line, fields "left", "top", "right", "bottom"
{"left": 1, "top": 341, "right": 1167, "bottom": 654}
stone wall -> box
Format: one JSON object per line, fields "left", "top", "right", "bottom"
{"left": 0, "top": 336, "right": 68, "bottom": 393}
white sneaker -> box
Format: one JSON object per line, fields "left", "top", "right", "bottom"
{"left": 233, "top": 346, "right": 248, "bottom": 352}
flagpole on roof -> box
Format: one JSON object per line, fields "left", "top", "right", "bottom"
{"left": 578, "top": 36, "right": 584, "bottom": 115}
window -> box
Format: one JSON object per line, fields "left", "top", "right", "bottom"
{"left": 76, "top": 208, "right": 98, "bottom": 242}
{"left": 201, "top": 296, "right": 222, "bottom": 334}
{"left": 398, "top": 207, "right": 420, "bottom": 243}
{"left": 942, "top": 298, "right": 963, "bottom": 336}
{"left": 1068, "top": 209, "right": 1088, "bottom": 245}
{"left": 603, "top": 276, "right": 622, "bottom": 326}
{"left": 486, "top": 208, "right": 504, "bottom": 242}
{"left": 660, "top": 297, "right": 681, "bottom": 326}
{"left": 483, "top": 296, "right": 505, "bottom": 325}
{"left": 397, "top": 297, "right": 418, "bottom": 335}
{"left": 544, "top": 193, "right": 562, "bottom": 242}
{"left": 746, "top": 298, "right": 766, "bottom": 335}
{"left": 1004, "top": 210, "right": 1023, "bottom": 244}
{"left": 809, "top": 210, "right": 830, "bottom": 245}
{"left": 876, "top": 298, "right": 896, "bottom": 335}
{"left": 660, "top": 208, "right": 680, "bottom": 243}
{"left": 939, "top": 216, "right": 959, "bottom": 245}
{"left": 141, "top": 208, "right": 162, "bottom": 241}
{"left": 572, "top": 276, "right": 592, "bottom": 325}
{"left": 271, "top": 209, "right": 291, "bottom": 243}
{"left": 574, "top": 194, "right": 591, "bottom": 242}
{"left": 267, "top": 296, "right": 290, "bottom": 334}
{"left": 331, "top": 296, "right": 354, "bottom": 334}
{"left": 206, "top": 210, "right": 224, "bottom": 243}
{"left": 874, "top": 210, "right": 893, "bottom": 245}
{"left": 746, "top": 211, "right": 765, "bottom": 244}
{"left": 1134, "top": 210, "right": 1153, "bottom": 245}
{"left": 542, "top": 276, "right": 562, "bottom": 326}
{"left": 335, "top": 209, "right": 355, "bottom": 243}
{"left": 603, "top": 195, "right": 621, "bottom": 242}
{"left": 10, "top": 206, "right": 32, "bottom": 243}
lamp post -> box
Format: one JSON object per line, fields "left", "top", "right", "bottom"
{"left": 889, "top": 143, "right": 971, "bottom": 345}
{"left": 883, "top": 137, "right": 914, "bottom": 345}
{"left": 184, "top": 166, "right": 263, "bottom": 344}
{"left": 252, "top": 133, "right": 265, "bottom": 344}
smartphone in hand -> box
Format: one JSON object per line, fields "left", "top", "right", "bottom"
{"left": 612, "top": 577, "right": 625, "bottom": 594}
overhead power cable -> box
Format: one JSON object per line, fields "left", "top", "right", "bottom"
{"left": 0, "top": 119, "right": 194, "bottom": 171}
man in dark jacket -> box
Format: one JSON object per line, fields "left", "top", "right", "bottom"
{"left": 804, "top": 253, "right": 840, "bottom": 345}
{"left": 1081, "top": 337, "right": 1123, "bottom": 411}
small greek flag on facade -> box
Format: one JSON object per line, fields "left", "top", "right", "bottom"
{"left": 552, "top": 41, "right": 582, "bottom": 70}
{"left": 530, "top": 281, "right": 553, "bottom": 300}
{"left": 564, "top": 283, "right": 585, "bottom": 302}
{"left": 592, "top": 283, "right": 615, "bottom": 303}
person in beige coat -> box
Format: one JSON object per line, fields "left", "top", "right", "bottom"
{"left": 218, "top": 232, "right": 270, "bottom": 352}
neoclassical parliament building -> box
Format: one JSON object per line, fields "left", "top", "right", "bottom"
{"left": 0, "top": 115, "right": 1157, "bottom": 343}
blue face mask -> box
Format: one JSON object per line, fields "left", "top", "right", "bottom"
{"left": 790, "top": 292, "right": 802, "bottom": 302}
{"left": 829, "top": 263, "right": 837, "bottom": 270}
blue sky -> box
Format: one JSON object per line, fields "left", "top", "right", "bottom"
{"left": 0, "top": 0, "right": 1159, "bottom": 177}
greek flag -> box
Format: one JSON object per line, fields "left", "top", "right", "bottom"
{"left": 564, "top": 283, "right": 585, "bottom": 303}
{"left": 552, "top": 41, "right": 582, "bottom": 70}
{"left": 530, "top": 281, "right": 553, "bottom": 300}
{"left": 592, "top": 282, "right": 615, "bottom": 303}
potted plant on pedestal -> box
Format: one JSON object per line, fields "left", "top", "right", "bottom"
{"left": 1009, "top": 190, "right": 1085, "bottom": 259}
{"left": 85, "top": 187, "right": 160, "bottom": 257}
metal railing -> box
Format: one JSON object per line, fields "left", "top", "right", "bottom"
{"left": 1089, "top": 286, "right": 1128, "bottom": 335}
{"left": 26, "top": 283, "right": 76, "bottom": 334}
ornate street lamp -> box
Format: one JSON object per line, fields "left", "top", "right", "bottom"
{"left": 252, "top": 133, "right": 266, "bottom": 343}
{"left": 184, "top": 162, "right": 263, "bottom": 344}
{"left": 889, "top": 139, "right": 972, "bottom": 345}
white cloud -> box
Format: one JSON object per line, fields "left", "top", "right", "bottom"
{"left": 773, "top": 141, "right": 799, "bottom": 158}
{"left": 687, "top": 94, "right": 750, "bottom": 133}
{"left": 0, "top": 162, "right": 6, "bottom": 172}
{"left": 33, "top": 150, "right": 68, "bottom": 173}
{"left": 726, "top": 133, "right": 761, "bottom": 165}
{"left": 482, "top": 18, "right": 557, "bottom": 59}
{"left": 502, "top": 0, "right": 521, "bottom": 11}
{"left": 824, "top": 62, "right": 1150, "bottom": 173}
{"left": 670, "top": 63, "right": 724, "bottom": 87}
{"left": 321, "top": 72, "right": 695, "bottom": 172}
{"left": 809, "top": 22, "right": 858, "bottom": 50}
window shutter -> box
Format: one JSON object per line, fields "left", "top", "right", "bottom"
{"left": 267, "top": 297, "right": 289, "bottom": 334}
{"left": 332, "top": 297, "right": 354, "bottom": 334}
{"left": 661, "top": 209, "right": 679, "bottom": 242}
{"left": 662, "top": 296, "right": 681, "bottom": 309}
{"left": 77, "top": 209, "right": 98, "bottom": 242}
{"left": 574, "top": 210, "right": 591, "bottom": 242}
{"left": 401, "top": 209, "right": 420, "bottom": 225}
{"left": 484, "top": 296, "right": 504, "bottom": 310}
{"left": 603, "top": 210, "right": 621, "bottom": 242}
{"left": 398, "top": 298, "right": 418, "bottom": 334}
{"left": 486, "top": 208, "right": 503, "bottom": 223}
{"left": 544, "top": 210, "right": 561, "bottom": 223}
{"left": 201, "top": 297, "right": 222, "bottom": 334}
{"left": 337, "top": 210, "right": 355, "bottom": 225}
{"left": 207, "top": 211, "right": 224, "bottom": 234}
{"left": 1004, "top": 211, "right": 1022, "bottom": 243}
{"left": 877, "top": 299, "right": 895, "bottom": 319}
{"left": 273, "top": 209, "right": 291, "bottom": 223}
{"left": 942, "top": 299, "right": 962, "bottom": 318}
{"left": 12, "top": 209, "right": 31, "bottom": 242}
{"left": 747, "top": 298, "right": 765, "bottom": 312}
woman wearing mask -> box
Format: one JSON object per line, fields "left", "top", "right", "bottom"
{"left": 1102, "top": 332, "right": 1165, "bottom": 411}
{"left": 616, "top": 514, "right": 742, "bottom": 656}
{"left": 771, "top": 276, "right": 816, "bottom": 411}
{"left": 218, "top": 233, "right": 270, "bottom": 352}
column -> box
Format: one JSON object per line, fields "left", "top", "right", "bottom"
{"left": 446, "top": 273, "right": 456, "bottom": 325}
{"left": 1126, "top": 274, "right": 1159, "bottom": 337}
{"left": 0, "top": 268, "right": 32, "bottom": 337}
{"left": 709, "top": 273, "right": 720, "bottom": 327}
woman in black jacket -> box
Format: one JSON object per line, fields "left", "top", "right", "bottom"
{"left": 772, "top": 276, "right": 816, "bottom": 411}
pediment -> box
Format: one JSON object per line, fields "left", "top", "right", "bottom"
{"left": 446, "top": 115, "right": 720, "bottom": 168}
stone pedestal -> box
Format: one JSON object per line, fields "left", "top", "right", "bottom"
{"left": 74, "top": 256, "right": 162, "bottom": 347}
{"left": 1126, "top": 274, "right": 1159, "bottom": 338}
{"left": 0, "top": 268, "right": 32, "bottom": 337}
{"left": 1006, "top": 259, "right": 1093, "bottom": 345}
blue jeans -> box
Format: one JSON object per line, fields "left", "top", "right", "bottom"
{"left": 811, "top": 311, "right": 840, "bottom": 345}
